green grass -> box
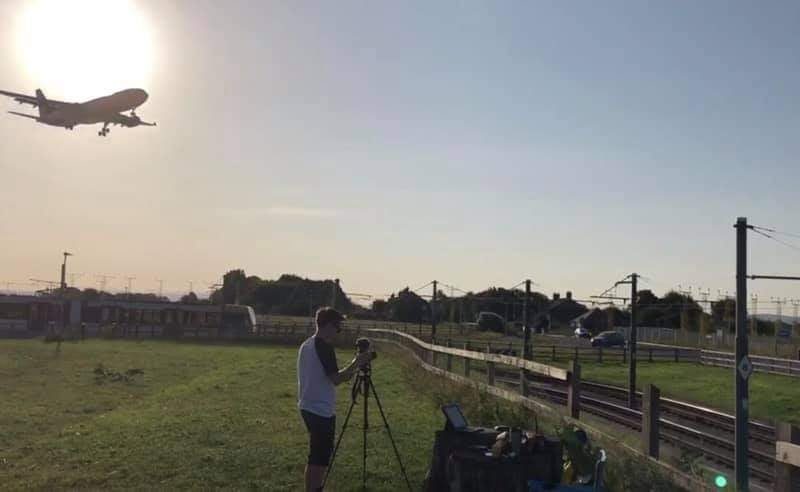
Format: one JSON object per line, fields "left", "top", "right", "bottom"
{"left": 433, "top": 349, "right": 800, "bottom": 426}
{"left": 566, "top": 360, "right": 800, "bottom": 425}
{"left": 0, "top": 338, "right": 693, "bottom": 491}
{"left": 0, "top": 338, "right": 444, "bottom": 490}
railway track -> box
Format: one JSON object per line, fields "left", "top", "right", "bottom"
{"left": 491, "top": 368, "right": 777, "bottom": 486}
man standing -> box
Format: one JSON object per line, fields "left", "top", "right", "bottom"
{"left": 297, "top": 307, "right": 371, "bottom": 492}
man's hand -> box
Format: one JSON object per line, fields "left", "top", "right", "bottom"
{"left": 328, "top": 351, "right": 373, "bottom": 386}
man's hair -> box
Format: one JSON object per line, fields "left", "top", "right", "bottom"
{"left": 316, "top": 307, "right": 346, "bottom": 328}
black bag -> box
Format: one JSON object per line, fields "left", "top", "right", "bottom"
{"left": 425, "top": 429, "right": 562, "bottom": 492}
{"left": 424, "top": 428, "right": 500, "bottom": 491}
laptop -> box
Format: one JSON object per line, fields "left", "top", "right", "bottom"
{"left": 441, "top": 403, "right": 474, "bottom": 432}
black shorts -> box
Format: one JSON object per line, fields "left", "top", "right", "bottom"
{"left": 301, "top": 409, "right": 336, "bottom": 466}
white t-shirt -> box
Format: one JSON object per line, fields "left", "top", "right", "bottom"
{"left": 297, "top": 335, "right": 339, "bottom": 418}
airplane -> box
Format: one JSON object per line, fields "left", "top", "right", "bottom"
{"left": 0, "top": 88, "right": 156, "bottom": 137}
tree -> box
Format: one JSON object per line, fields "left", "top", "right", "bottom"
{"left": 385, "top": 288, "right": 428, "bottom": 323}
{"left": 180, "top": 292, "right": 199, "bottom": 304}
{"left": 371, "top": 299, "right": 388, "bottom": 319}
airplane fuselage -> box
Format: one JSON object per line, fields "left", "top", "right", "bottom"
{"left": 40, "top": 89, "right": 149, "bottom": 126}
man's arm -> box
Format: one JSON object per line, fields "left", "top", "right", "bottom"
{"left": 316, "top": 339, "right": 371, "bottom": 386}
{"left": 328, "top": 357, "right": 361, "bottom": 386}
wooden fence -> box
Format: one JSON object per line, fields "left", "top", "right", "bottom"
{"left": 357, "top": 327, "right": 800, "bottom": 491}
{"left": 700, "top": 350, "right": 800, "bottom": 378}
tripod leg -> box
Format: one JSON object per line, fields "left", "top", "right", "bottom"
{"left": 369, "top": 380, "right": 414, "bottom": 492}
{"left": 362, "top": 372, "right": 369, "bottom": 491}
{"left": 322, "top": 394, "right": 358, "bottom": 490}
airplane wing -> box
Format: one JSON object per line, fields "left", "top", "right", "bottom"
{"left": 0, "top": 90, "right": 69, "bottom": 109}
{"left": 8, "top": 111, "right": 39, "bottom": 120}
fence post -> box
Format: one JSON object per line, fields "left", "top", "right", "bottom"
{"left": 649, "top": 348, "right": 653, "bottom": 363}
{"left": 642, "top": 384, "right": 661, "bottom": 459}
{"left": 552, "top": 345, "right": 556, "bottom": 361}
{"left": 568, "top": 360, "right": 581, "bottom": 419}
{"left": 598, "top": 346, "right": 603, "bottom": 363}
{"left": 674, "top": 348, "right": 679, "bottom": 363}
{"left": 574, "top": 346, "right": 579, "bottom": 361}
{"left": 446, "top": 339, "right": 453, "bottom": 372}
{"left": 519, "top": 367, "right": 529, "bottom": 397}
{"left": 775, "top": 422, "right": 800, "bottom": 491}
{"left": 623, "top": 347, "right": 627, "bottom": 363}
{"left": 486, "top": 345, "right": 495, "bottom": 386}
{"left": 464, "top": 341, "right": 471, "bottom": 377}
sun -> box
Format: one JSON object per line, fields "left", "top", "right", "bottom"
{"left": 15, "top": 0, "right": 154, "bottom": 102}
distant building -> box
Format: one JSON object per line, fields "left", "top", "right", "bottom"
{"left": 532, "top": 291, "right": 588, "bottom": 332}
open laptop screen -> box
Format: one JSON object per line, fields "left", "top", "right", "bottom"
{"left": 441, "top": 403, "right": 468, "bottom": 431}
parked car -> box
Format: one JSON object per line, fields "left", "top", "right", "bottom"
{"left": 574, "top": 326, "right": 591, "bottom": 339}
{"left": 590, "top": 331, "right": 627, "bottom": 348}
{"left": 476, "top": 312, "right": 505, "bottom": 333}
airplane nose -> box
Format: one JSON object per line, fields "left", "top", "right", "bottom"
{"left": 136, "top": 89, "right": 149, "bottom": 104}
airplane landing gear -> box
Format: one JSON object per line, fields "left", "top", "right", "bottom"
{"left": 98, "top": 123, "right": 110, "bottom": 137}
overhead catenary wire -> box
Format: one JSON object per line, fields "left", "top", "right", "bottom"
{"left": 751, "top": 225, "right": 800, "bottom": 240}
{"left": 750, "top": 227, "right": 800, "bottom": 254}
{"left": 411, "top": 281, "right": 434, "bottom": 293}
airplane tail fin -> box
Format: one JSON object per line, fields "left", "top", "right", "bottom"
{"left": 35, "top": 89, "right": 51, "bottom": 117}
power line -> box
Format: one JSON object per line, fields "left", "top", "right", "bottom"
{"left": 751, "top": 225, "right": 800, "bottom": 240}
{"left": 751, "top": 227, "right": 800, "bottom": 253}
{"left": 411, "top": 281, "right": 433, "bottom": 293}
{"left": 507, "top": 280, "right": 527, "bottom": 291}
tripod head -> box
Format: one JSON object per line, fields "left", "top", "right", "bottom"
{"left": 355, "top": 337, "right": 377, "bottom": 371}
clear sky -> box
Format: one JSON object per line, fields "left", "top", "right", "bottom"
{"left": 1, "top": 0, "right": 799, "bottom": 309}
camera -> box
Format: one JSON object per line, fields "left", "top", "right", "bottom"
{"left": 355, "top": 337, "right": 377, "bottom": 364}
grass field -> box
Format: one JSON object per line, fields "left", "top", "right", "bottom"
{"left": 562, "top": 361, "right": 800, "bottom": 425}
{"left": 0, "top": 338, "right": 689, "bottom": 491}
{"left": 0, "top": 339, "right": 446, "bottom": 490}
{"left": 455, "top": 355, "right": 800, "bottom": 426}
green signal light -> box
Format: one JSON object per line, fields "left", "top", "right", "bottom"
{"left": 714, "top": 475, "right": 728, "bottom": 488}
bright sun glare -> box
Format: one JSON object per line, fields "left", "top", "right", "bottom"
{"left": 15, "top": 0, "right": 154, "bottom": 102}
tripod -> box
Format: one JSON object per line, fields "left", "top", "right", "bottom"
{"left": 322, "top": 362, "right": 412, "bottom": 491}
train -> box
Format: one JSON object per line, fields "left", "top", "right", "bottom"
{"left": 0, "top": 294, "right": 257, "bottom": 338}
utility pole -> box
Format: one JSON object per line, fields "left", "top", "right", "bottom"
{"left": 332, "top": 278, "right": 340, "bottom": 309}
{"left": 156, "top": 279, "right": 164, "bottom": 298}
{"left": 69, "top": 272, "right": 84, "bottom": 288}
{"left": 734, "top": 217, "right": 750, "bottom": 492}
{"left": 772, "top": 297, "right": 787, "bottom": 355}
{"left": 792, "top": 299, "right": 800, "bottom": 336}
{"left": 677, "top": 284, "right": 692, "bottom": 332}
{"left": 60, "top": 252, "right": 73, "bottom": 292}
{"left": 125, "top": 277, "right": 136, "bottom": 298}
{"left": 629, "top": 273, "right": 638, "bottom": 408}
{"left": 95, "top": 274, "right": 114, "bottom": 294}
{"left": 523, "top": 279, "right": 532, "bottom": 360}
{"left": 602, "top": 273, "right": 638, "bottom": 407}
{"left": 431, "top": 280, "right": 438, "bottom": 341}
